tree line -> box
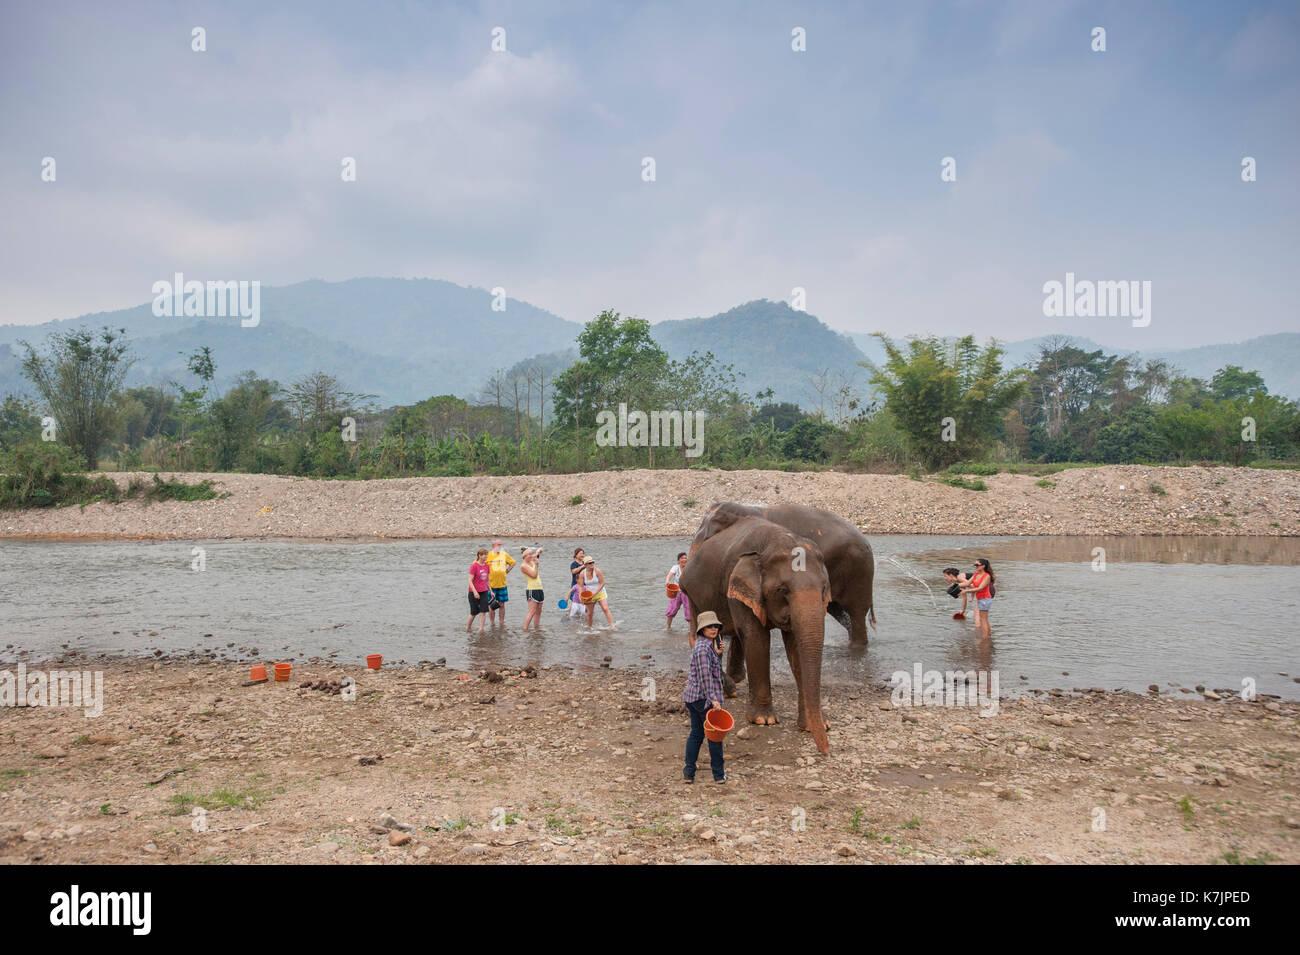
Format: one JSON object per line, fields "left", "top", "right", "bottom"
{"left": 2, "top": 318, "right": 1297, "bottom": 490}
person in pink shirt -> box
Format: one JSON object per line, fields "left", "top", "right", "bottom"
{"left": 466, "top": 547, "right": 493, "bottom": 633}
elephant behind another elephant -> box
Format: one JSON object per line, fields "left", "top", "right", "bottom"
{"left": 679, "top": 515, "right": 833, "bottom": 753}
{"left": 689, "top": 501, "right": 876, "bottom": 647}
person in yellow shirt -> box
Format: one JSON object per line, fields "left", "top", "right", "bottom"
{"left": 520, "top": 546, "right": 544, "bottom": 631}
{"left": 486, "top": 539, "right": 515, "bottom": 626}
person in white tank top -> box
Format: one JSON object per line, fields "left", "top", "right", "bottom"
{"left": 579, "top": 556, "right": 615, "bottom": 629}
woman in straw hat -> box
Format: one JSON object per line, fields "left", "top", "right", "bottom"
{"left": 578, "top": 555, "right": 615, "bottom": 630}
{"left": 682, "top": 611, "right": 727, "bottom": 784}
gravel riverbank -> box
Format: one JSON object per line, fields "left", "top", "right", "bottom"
{"left": 2, "top": 656, "right": 1295, "bottom": 865}
{"left": 3, "top": 465, "right": 1298, "bottom": 539}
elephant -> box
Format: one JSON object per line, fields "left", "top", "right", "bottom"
{"left": 690, "top": 501, "right": 877, "bottom": 647}
{"left": 679, "top": 515, "right": 832, "bottom": 754}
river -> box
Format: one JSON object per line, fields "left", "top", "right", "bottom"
{"left": 2, "top": 535, "right": 1297, "bottom": 699}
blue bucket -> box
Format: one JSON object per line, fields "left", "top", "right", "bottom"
{"left": 557, "top": 599, "right": 568, "bottom": 609}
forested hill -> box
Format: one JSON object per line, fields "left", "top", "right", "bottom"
{"left": 3, "top": 278, "right": 1295, "bottom": 407}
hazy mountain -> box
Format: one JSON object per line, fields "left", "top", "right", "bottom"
{"left": 3, "top": 279, "right": 1295, "bottom": 411}
{"left": 0, "top": 278, "right": 581, "bottom": 406}
{"left": 651, "top": 300, "right": 871, "bottom": 407}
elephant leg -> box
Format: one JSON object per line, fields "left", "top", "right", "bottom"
{"left": 781, "top": 629, "right": 807, "bottom": 729}
{"left": 726, "top": 635, "right": 747, "bottom": 684}
{"left": 827, "top": 600, "right": 852, "bottom": 633}
{"left": 847, "top": 608, "right": 869, "bottom": 648}
{"left": 744, "top": 629, "right": 777, "bottom": 725}
{"left": 722, "top": 672, "right": 738, "bottom": 699}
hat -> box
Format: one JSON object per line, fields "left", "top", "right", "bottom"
{"left": 694, "top": 611, "right": 722, "bottom": 636}
{"left": 583, "top": 556, "right": 595, "bottom": 564}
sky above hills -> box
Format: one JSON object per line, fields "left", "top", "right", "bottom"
{"left": 2, "top": 1, "right": 1296, "bottom": 349}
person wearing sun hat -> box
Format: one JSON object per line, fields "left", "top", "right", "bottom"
{"left": 682, "top": 611, "right": 727, "bottom": 784}
{"left": 578, "top": 555, "right": 615, "bottom": 630}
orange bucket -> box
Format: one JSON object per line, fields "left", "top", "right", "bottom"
{"left": 274, "top": 662, "right": 291, "bottom": 682}
{"left": 249, "top": 664, "right": 267, "bottom": 682}
{"left": 580, "top": 589, "right": 595, "bottom": 604}
{"left": 366, "top": 654, "right": 382, "bottom": 670}
{"left": 704, "top": 708, "right": 734, "bottom": 742}
{"left": 666, "top": 583, "right": 680, "bottom": 598}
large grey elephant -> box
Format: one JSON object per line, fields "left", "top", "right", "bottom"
{"left": 679, "top": 515, "right": 832, "bottom": 754}
{"left": 690, "top": 501, "right": 876, "bottom": 647}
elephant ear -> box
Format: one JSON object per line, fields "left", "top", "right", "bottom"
{"left": 726, "top": 552, "right": 765, "bottom": 627}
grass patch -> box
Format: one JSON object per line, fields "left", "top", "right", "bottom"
{"left": 568, "top": 495, "right": 584, "bottom": 506}
{"left": 946, "top": 462, "right": 999, "bottom": 476}
{"left": 1035, "top": 478, "right": 1056, "bottom": 489}
{"left": 1176, "top": 796, "right": 1195, "bottom": 822}
{"left": 942, "top": 476, "right": 987, "bottom": 491}
{"left": 545, "top": 814, "right": 582, "bottom": 836}
{"left": 165, "top": 786, "right": 268, "bottom": 816}
{"left": 900, "top": 815, "right": 921, "bottom": 830}
{"left": 1220, "top": 849, "right": 1277, "bottom": 865}
{"left": 1149, "top": 483, "right": 1166, "bottom": 496}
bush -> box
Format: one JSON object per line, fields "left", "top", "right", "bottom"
{"left": 945, "top": 461, "right": 999, "bottom": 476}
{"left": 0, "top": 441, "right": 218, "bottom": 508}
{"left": 942, "top": 475, "right": 987, "bottom": 491}
{"left": 0, "top": 441, "right": 112, "bottom": 508}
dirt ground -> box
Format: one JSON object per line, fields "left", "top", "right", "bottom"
{"left": 2, "top": 464, "right": 1298, "bottom": 540}
{"left": 2, "top": 657, "right": 1296, "bottom": 865}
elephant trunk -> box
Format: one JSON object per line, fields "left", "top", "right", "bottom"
{"left": 792, "top": 600, "right": 829, "bottom": 754}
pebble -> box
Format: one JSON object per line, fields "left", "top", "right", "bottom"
{"left": 388, "top": 831, "right": 411, "bottom": 847}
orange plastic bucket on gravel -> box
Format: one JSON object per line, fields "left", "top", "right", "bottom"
{"left": 580, "top": 589, "right": 594, "bottom": 604}
{"left": 366, "top": 654, "right": 382, "bottom": 670}
{"left": 249, "top": 665, "right": 267, "bottom": 682}
{"left": 274, "top": 662, "right": 291, "bottom": 682}
{"left": 704, "top": 708, "right": 734, "bottom": 742}
{"left": 666, "top": 583, "right": 680, "bottom": 598}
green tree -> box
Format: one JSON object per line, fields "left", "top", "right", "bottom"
{"left": 863, "top": 334, "right": 1028, "bottom": 470}
{"left": 0, "top": 395, "right": 41, "bottom": 451}
{"left": 1210, "top": 365, "right": 1267, "bottom": 402}
{"left": 19, "top": 326, "right": 135, "bottom": 469}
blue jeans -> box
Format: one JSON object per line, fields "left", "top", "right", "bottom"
{"left": 684, "top": 698, "right": 724, "bottom": 781}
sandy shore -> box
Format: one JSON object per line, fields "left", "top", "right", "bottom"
{"left": 1, "top": 656, "right": 1296, "bottom": 865}
{"left": 2, "top": 465, "right": 1298, "bottom": 539}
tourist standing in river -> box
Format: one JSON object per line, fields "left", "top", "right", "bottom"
{"left": 962, "top": 559, "right": 995, "bottom": 638}
{"left": 486, "top": 539, "right": 515, "bottom": 626}
{"left": 568, "top": 547, "right": 587, "bottom": 618}
{"left": 466, "top": 548, "right": 492, "bottom": 633}
{"left": 520, "top": 547, "right": 544, "bottom": 631}
{"left": 942, "top": 567, "right": 971, "bottom": 619}
{"left": 579, "top": 555, "right": 615, "bottom": 630}
{"left": 665, "top": 552, "right": 691, "bottom": 630}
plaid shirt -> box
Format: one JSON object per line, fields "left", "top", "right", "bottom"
{"left": 683, "top": 635, "right": 726, "bottom": 705}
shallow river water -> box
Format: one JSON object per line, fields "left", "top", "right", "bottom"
{"left": 2, "top": 535, "right": 1297, "bottom": 699}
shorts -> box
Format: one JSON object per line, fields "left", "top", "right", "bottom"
{"left": 526, "top": 589, "right": 544, "bottom": 603}
{"left": 976, "top": 597, "right": 993, "bottom": 611}
{"left": 468, "top": 591, "right": 492, "bottom": 615}
{"left": 492, "top": 587, "right": 509, "bottom": 604}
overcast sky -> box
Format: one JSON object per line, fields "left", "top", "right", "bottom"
{"left": 2, "top": 0, "right": 1296, "bottom": 349}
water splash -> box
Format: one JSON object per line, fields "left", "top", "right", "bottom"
{"left": 885, "top": 556, "right": 939, "bottom": 611}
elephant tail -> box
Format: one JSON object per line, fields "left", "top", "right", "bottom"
{"left": 869, "top": 606, "right": 877, "bottom": 630}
